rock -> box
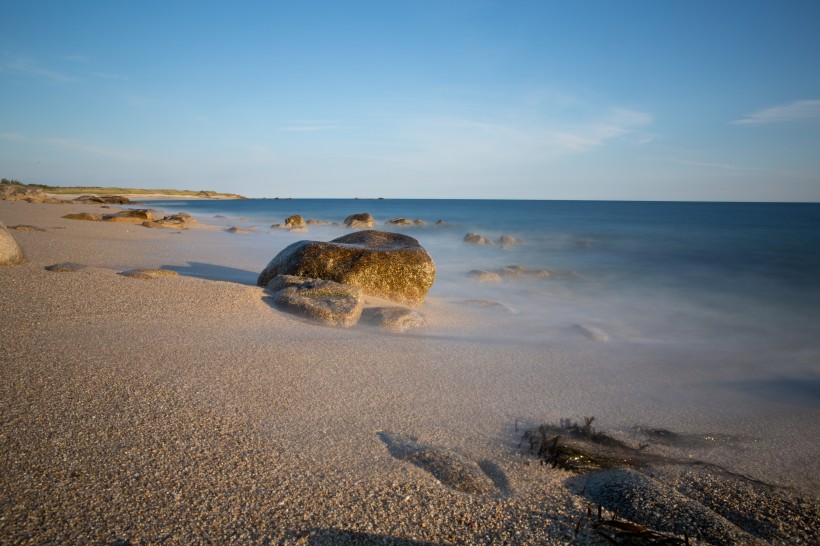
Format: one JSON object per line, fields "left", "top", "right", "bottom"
{"left": 463, "top": 232, "right": 493, "bottom": 245}
{"left": 498, "top": 235, "right": 519, "bottom": 247}
{"left": 118, "top": 269, "right": 179, "bottom": 279}
{"left": 257, "top": 230, "right": 436, "bottom": 306}
{"left": 284, "top": 215, "right": 306, "bottom": 228}
{"left": 74, "top": 195, "right": 131, "bottom": 204}
{"left": 360, "top": 307, "right": 426, "bottom": 332}
{"left": 103, "top": 209, "right": 158, "bottom": 223}
{"left": 265, "top": 275, "right": 364, "bottom": 327}
{"left": 414, "top": 219, "right": 426, "bottom": 226}
{"left": 435, "top": 219, "right": 445, "bottom": 225}
{"left": 378, "top": 432, "right": 495, "bottom": 495}
{"left": 498, "top": 265, "right": 551, "bottom": 279}
{"left": 306, "top": 219, "right": 332, "bottom": 226}
{"left": 584, "top": 468, "right": 752, "bottom": 545}
{"left": 8, "top": 225, "right": 46, "bottom": 232}
{"left": 344, "top": 212, "right": 375, "bottom": 228}
{"left": 225, "top": 226, "right": 253, "bottom": 234}
{"left": 385, "top": 218, "right": 415, "bottom": 226}
{"left": 0, "top": 225, "right": 25, "bottom": 265}
{"left": 467, "top": 270, "right": 503, "bottom": 283}
{"left": 45, "top": 262, "right": 87, "bottom": 272}
{"left": 573, "top": 324, "right": 609, "bottom": 342}
{"left": 63, "top": 212, "right": 103, "bottom": 221}
{"left": 141, "top": 213, "right": 193, "bottom": 229}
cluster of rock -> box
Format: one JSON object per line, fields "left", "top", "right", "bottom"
{"left": 0, "top": 223, "right": 25, "bottom": 265}
{"left": 62, "top": 209, "right": 195, "bottom": 229}
{"left": 464, "top": 233, "right": 520, "bottom": 247}
{"left": 467, "top": 264, "right": 552, "bottom": 283}
{"left": 384, "top": 217, "right": 426, "bottom": 226}
{"left": 73, "top": 195, "right": 132, "bottom": 204}
{"left": 0, "top": 185, "right": 66, "bottom": 204}
{"left": 257, "top": 230, "right": 434, "bottom": 330}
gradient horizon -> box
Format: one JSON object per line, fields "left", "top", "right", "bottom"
{"left": 1, "top": 0, "right": 819, "bottom": 201}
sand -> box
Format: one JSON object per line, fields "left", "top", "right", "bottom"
{"left": 1, "top": 198, "right": 817, "bottom": 545}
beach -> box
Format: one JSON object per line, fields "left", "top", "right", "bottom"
{"left": 1, "top": 198, "right": 818, "bottom": 545}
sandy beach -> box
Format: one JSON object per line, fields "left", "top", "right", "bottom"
{"left": 1, "top": 198, "right": 818, "bottom": 545}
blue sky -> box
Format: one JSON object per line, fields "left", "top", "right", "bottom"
{"left": 1, "top": 0, "right": 819, "bottom": 200}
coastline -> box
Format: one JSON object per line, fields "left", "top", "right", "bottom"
{"left": 1, "top": 198, "right": 817, "bottom": 544}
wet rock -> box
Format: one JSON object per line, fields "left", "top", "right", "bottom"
{"left": 498, "top": 235, "right": 519, "bottom": 248}
{"left": 103, "top": 209, "right": 158, "bottom": 223}
{"left": 142, "top": 213, "right": 194, "bottom": 229}
{"left": 573, "top": 324, "right": 609, "bottom": 342}
{"left": 225, "top": 226, "right": 253, "bottom": 234}
{"left": 74, "top": 195, "right": 131, "bottom": 204}
{"left": 118, "top": 269, "right": 179, "bottom": 279}
{"left": 45, "top": 262, "right": 87, "bottom": 272}
{"left": 344, "top": 212, "right": 375, "bottom": 228}
{"left": 378, "top": 432, "right": 496, "bottom": 494}
{"left": 265, "top": 275, "right": 364, "bottom": 327}
{"left": 498, "top": 265, "right": 551, "bottom": 279}
{"left": 584, "top": 468, "right": 753, "bottom": 545}
{"left": 385, "top": 218, "right": 415, "bottom": 226}
{"left": 305, "top": 219, "right": 332, "bottom": 226}
{"left": 463, "top": 232, "right": 493, "bottom": 245}
{"left": 63, "top": 212, "right": 103, "bottom": 221}
{"left": 0, "top": 225, "right": 25, "bottom": 265}
{"left": 467, "top": 270, "right": 503, "bottom": 283}
{"left": 257, "top": 230, "right": 436, "bottom": 306}
{"left": 284, "top": 215, "right": 306, "bottom": 228}
{"left": 360, "top": 307, "right": 426, "bottom": 332}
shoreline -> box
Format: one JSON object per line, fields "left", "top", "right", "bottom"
{"left": 1, "top": 198, "right": 817, "bottom": 544}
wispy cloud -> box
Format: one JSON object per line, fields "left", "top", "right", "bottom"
{"left": 44, "top": 137, "right": 144, "bottom": 161}
{"left": 647, "top": 156, "right": 800, "bottom": 176}
{"left": 732, "top": 99, "right": 820, "bottom": 125}
{"left": 0, "top": 52, "right": 77, "bottom": 83}
{"left": 0, "top": 132, "right": 31, "bottom": 142}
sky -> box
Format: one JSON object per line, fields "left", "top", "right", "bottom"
{"left": 1, "top": 0, "right": 819, "bottom": 201}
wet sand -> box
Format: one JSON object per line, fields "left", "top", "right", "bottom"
{"left": 1, "top": 199, "right": 817, "bottom": 545}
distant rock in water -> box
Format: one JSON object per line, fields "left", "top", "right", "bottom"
{"left": 305, "top": 219, "right": 332, "bottom": 226}
{"left": 498, "top": 265, "right": 551, "bottom": 279}
{"left": 463, "top": 232, "right": 493, "bottom": 245}
{"left": 284, "top": 215, "right": 306, "bottom": 228}
{"left": 467, "top": 270, "right": 503, "bottom": 283}
{"left": 265, "top": 275, "right": 364, "bottom": 327}
{"left": 0, "top": 225, "right": 25, "bottom": 265}
{"left": 257, "top": 230, "right": 436, "bottom": 306}
{"left": 384, "top": 217, "right": 415, "bottom": 226}
{"left": 45, "top": 262, "right": 87, "bottom": 272}
{"left": 225, "top": 226, "right": 253, "bottom": 234}
{"left": 360, "top": 306, "right": 426, "bottom": 332}
{"left": 498, "top": 235, "right": 520, "bottom": 248}
{"left": 344, "top": 212, "right": 375, "bottom": 228}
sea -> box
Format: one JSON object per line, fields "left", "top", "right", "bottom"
{"left": 148, "top": 198, "right": 820, "bottom": 408}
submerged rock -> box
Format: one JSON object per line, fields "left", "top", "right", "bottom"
{"left": 498, "top": 235, "right": 520, "bottom": 248}
{"left": 45, "top": 262, "right": 87, "bottom": 272}
{"left": 284, "top": 215, "right": 306, "bottom": 228}
{"left": 360, "top": 307, "right": 426, "bottom": 332}
{"left": 467, "top": 270, "right": 503, "bottom": 283}
{"left": 225, "top": 226, "right": 253, "bottom": 234}
{"left": 498, "top": 265, "right": 551, "bottom": 279}
{"left": 385, "top": 217, "right": 415, "bottom": 226}
{"left": 257, "top": 230, "right": 436, "bottom": 306}
{"left": 378, "top": 432, "right": 496, "bottom": 494}
{"left": 463, "top": 232, "right": 493, "bottom": 245}
{"left": 265, "top": 275, "right": 364, "bottom": 327}
{"left": 118, "top": 269, "right": 179, "bottom": 279}
{"left": 344, "top": 212, "right": 375, "bottom": 228}
{"left": 0, "top": 225, "right": 25, "bottom": 265}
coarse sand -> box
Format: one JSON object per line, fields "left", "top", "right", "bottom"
{"left": 1, "top": 199, "right": 817, "bottom": 545}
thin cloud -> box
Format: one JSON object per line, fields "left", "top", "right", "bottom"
{"left": 0, "top": 53, "right": 77, "bottom": 83}
{"left": 733, "top": 99, "right": 820, "bottom": 125}
{"left": 92, "top": 72, "right": 131, "bottom": 82}
{"left": 647, "top": 156, "right": 800, "bottom": 176}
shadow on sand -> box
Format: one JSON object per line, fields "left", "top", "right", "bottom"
{"left": 164, "top": 262, "right": 259, "bottom": 285}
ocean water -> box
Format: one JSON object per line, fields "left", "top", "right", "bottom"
{"left": 149, "top": 198, "right": 820, "bottom": 405}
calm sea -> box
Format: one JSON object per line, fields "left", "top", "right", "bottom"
{"left": 148, "top": 198, "right": 820, "bottom": 404}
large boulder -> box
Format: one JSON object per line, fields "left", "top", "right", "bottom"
{"left": 0, "top": 225, "right": 25, "bottom": 265}
{"left": 265, "top": 275, "right": 364, "bottom": 327}
{"left": 257, "top": 230, "right": 436, "bottom": 306}
{"left": 344, "top": 212, "right": 375, "bottom": 228}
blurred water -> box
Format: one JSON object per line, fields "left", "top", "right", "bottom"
{"left": 147, "top": 198, "right": 820, "bottom": 402}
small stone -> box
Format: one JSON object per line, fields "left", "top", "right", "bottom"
{"left": 45, "top": 262, "right": 87, "bottom": 272}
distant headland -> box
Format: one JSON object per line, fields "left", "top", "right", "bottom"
{"left": 0, "top": 179, "right": 246, "bottom": 200}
